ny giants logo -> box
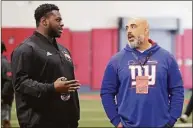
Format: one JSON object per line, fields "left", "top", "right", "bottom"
{"left": 129, "top": 63, "right": 157, "bottom": 86}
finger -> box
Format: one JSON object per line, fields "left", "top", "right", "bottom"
{"left": 69, "top": 86, "right": 80, "bottom": 90}
{"left": 68, "top": 83, "right": 81, "bottom": 87}
{"left": 57, "top": 77, "right": 67, "bottom": 81}
{"left": 61, "top": 77, "right": 67, "bottom": 81}
{"left": 68, "top": 87, "right": 80, "bottom": 92}
{"left": 64, "top": 80, "right": 79, "bottom": 85}
{"left": 68, "top": 90, "right": 75, "bottom": 92}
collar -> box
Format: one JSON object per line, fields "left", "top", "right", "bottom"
{"left": 33, "top": 31, "right": 56, "bottom": 44}
{"left": 33, "top": 31, "right": 59, "bottom": 51}
{"left": 148, "top": 39, "right": 156, "bottom": 45}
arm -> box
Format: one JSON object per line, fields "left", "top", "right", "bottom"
{"left": 1, "top": 59, "right": 14, "bottom": 106}
{"left": 11, "top": 44, "right": 55, "bottom": 99}
{"left": 167, "top": 56, "right": 184, "bottom": 127}
{"left": 100, "top": 63, "right": 120, "bottom": 127}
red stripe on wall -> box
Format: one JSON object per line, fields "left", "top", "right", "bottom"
{"left": 71, "top": 31, "right": 91, "bottom": 86}
{"left": 2, "top": 28, "right": 35, "bottom": 61}
{"left": 175, "top": 34, "right": 185, "bottom": 86}
{"left": 183, "top": 29, "right": 192, "bottom": 89}
{"left": 91, "top": 29, "right": 118, "bottom": 90}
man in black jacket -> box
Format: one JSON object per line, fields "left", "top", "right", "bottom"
{"left": 180, "top": 92, "right": 192, "bottom": 123}
{"left": 1, "top": 41, "right": 14, "bottom": 128}
{"left": 11, "top": 4, "right": 80, "bottom": 128}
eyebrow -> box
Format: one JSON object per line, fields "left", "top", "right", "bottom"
{"left": 130, "top": 23, "right": 137, "bottom": 26}
{"left": 56, "top": 17, "right": 62, "bottom": 20}
{"left": 126, "top": 23, "right": 137, "bottom": 29}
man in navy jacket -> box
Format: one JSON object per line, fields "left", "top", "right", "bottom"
{"left": 100, "top": 18, "right": 184, "bottom": 128}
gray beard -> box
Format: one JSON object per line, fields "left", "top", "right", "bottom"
{"left": 128, "top": 39, "right": 140, "bottom": 49}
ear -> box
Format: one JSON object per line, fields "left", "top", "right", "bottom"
{"left": 41, "top": 17, "right": 48, "bottom": 27}
{"left": 145, "top": 28, "right": 149, "bottom": 35}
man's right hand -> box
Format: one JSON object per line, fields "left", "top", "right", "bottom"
{"left": 54, "top": 77, "right": 80, "bottom": 93}
{"left": 117, "top": 122, "right": 123, "bottom": 128}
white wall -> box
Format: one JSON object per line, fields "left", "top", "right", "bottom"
{"left": 2, "top": 1, "right": 192, "bottom": 30}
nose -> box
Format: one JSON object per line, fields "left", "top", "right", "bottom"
{"left": 128, "top": 31, "right": 132, "bottom": 35}
{"left": 60, "top": 22, "right": 64, "bottom": 27}
{"left": 127, "top": 28, "right": 132, "bottom": 33}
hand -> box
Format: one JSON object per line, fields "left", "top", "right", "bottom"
{"left": 54, "top": 77, "right": 80, "bottom": 93}
{"left": 117, "top": 122, "right": 123, "bottom": 128}
{"left": 164, "top": 123, "right": 173, "bottom": 128}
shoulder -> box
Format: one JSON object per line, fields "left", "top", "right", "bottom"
{"left": 1, "top": 56, "right": 9, "bottom": 67}
{"left": 158, "top": 47, "right": 177, "bottom": 65}
{"left": 14, "top": 42, "right": 32, "bottom": 53}
{"left": 12, "top": 38, "right": 35, "bottom": 58}
{"left": 108, "top": 50, "right": 126, "bottom": 67}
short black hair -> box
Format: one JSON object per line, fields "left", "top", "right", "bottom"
{"left": 34, "top": 3, "right": 59, "bottom": 27}
{"left": 1, "top": 41, "right": 6, "bottom": 53}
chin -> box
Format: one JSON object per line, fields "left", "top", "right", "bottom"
{"left": 130, "top": 45, "right": 138, "bottom": 49}
{"left": 128, "top": 41, "right": 138, "bottom": 48}
{"left": 55, "top": 35, "right": 61, "bottom": 38}
{"left": 54, "top": 33, "right": 62, "bottom": 38}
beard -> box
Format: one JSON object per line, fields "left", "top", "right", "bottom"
{"left": 128, "top": 38, "right": 141, "bottom": 49}
{"left": 47, "top": 26, "right": 61, "bottom": 38}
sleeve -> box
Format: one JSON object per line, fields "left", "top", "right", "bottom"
{"left": 100, "top": 62, "right": 121, "bottom": 127}
{"left": 1, "top": 58, "right": 14, "bottom": 106}
{"left": 11, "top": 44, "right": 55, "bottom": 99}
{"left": 167, "top": 55, "right": 184, "bottom": 127}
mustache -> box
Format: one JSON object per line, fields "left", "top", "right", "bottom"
{"left": 128, "top": 33, "right": 134, "bottom": 35}
{"left": 127, "top": 33, "right": 135, "bottom": 38}
{"left": 58, "top": 27, "right": 63, "bottom": 31}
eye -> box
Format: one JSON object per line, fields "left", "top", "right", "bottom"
{"left": 131, "top": 24, "right": 137, "bottom": 29}
{"left": 56, "top": 19, "right": 60, "bottom": 22}
{"left": 125, "top": 26, "right": 128, "bottom": 30}
{"left": 56, "top": 18, "right": 62, "bottom": 22}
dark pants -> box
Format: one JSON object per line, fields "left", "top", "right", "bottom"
{"left": 1, "top": 104, "right": 11, "bottom": 121}
{"left": 184, "top": 93, "right": 193, "bottom": 117}
{"left": 20, "top": 120, "right": 79, "bottom": 128}
{"left": 1, "top": 104, "right": 11, "bottom": 128}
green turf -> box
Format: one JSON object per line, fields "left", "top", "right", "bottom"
{"left": 10, "top": 92, "right": 192, "bottom": 127}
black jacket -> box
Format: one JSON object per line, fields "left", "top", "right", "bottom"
{"left": 1, "top": 55, "right": 14, "bottom": 106}
{"left": 11, "top": 31, "right": 80, "bottom": 128}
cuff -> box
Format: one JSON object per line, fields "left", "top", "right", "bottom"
{"left": 47, "top": 83, "right": 55, "bottom": 93}
{"left": 111, "top": 115, "right": 121, "bottom": 127}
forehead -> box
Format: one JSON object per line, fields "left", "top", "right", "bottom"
{"left": 127, "top": 19, "right": 147, "bottom": 26}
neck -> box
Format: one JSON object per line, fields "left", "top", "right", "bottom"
{"left": 36, "top": 27, "right": 53, "bottom": 40}
{"left": 137, "top": 39, "right": 152, "bottom": 51}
